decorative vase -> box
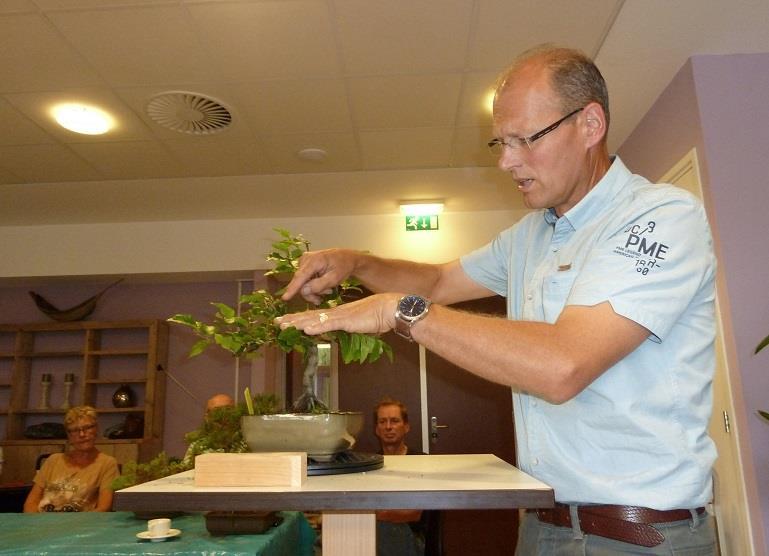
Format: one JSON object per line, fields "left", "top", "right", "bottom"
{"left": 112, "top": 383, "right": 136, "bottom": 408}
{"left": 60, "top": 373, "right": 75, "bottom": 410}
{"left": 38, "top": 374, "right": 52, "bottom": 409}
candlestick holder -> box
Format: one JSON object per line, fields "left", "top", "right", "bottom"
{"left": 61, "top": 373, "right": 75, "bottom": 410}
{"left": 39, "top": 373, "right": 52, "bottom": 409}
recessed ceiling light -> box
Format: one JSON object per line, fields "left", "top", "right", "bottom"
{"left": 52, "top": 103, "right": 113, "bottom": 135}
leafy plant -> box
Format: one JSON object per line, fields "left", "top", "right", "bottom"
{"left": 111, "top": 452, "right": 189, "bottom": 491}
{"left": 756, "top": 334, "right": 769, "bottom": 422}
{"left": 184, "top": 404, "right": 247, "bottom": 450}
{"left": 243, "top": 388, "right": 281, "bottom": 416}
{"left": 112, "top": 402, "right": 264, "bottom": 489}
{"left": 756, "top": 334, "right": 769, "bottom": 356}
{"left": 168, "top": 228, "right": 393, "bottom": 412}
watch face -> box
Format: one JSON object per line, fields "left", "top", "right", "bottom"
{"left": 399, "top": 295, "right": 428, "bottom": 318}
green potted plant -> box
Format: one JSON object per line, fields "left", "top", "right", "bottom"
{"left": 168, "top": 228, "right": 393, "bottom": 457}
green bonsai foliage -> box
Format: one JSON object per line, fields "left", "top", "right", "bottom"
{"left": 169, "top": 228, "right": 392, "bottom": 365}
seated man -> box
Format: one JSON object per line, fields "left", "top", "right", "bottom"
{"left": 374, "top": 397, "right": 425, "bottom": 556}
{"left": 206, "top": 393, "right": 235, "bottom": 413}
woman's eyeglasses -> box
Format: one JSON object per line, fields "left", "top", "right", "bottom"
{"left": 66, "top": 423, "right": 96, "bottom": 435}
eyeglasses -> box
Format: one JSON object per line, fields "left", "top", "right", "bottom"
{"left": 487, "top": 107, "right": 584, "bottom": 155}
{"left": 66, "top": 423, "right": 96, "bottom": 435}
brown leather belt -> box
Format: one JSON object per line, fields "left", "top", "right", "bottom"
{"left": 532, "top": 503, "right": 706, "bottom": 547}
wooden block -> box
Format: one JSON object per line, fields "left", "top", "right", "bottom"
{"left": 194, "top": 452, "right": 307, "bottom": 487}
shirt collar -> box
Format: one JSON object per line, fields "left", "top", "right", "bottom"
{"left": 542, "top": 156, "right": 631, "bottom": 230}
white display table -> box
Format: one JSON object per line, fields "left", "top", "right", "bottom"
{"left": 114, "top": 454, "right": 554, "bottom": 556}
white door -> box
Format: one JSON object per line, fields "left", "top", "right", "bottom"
{"left": 660, "top": 148, "right": 754, "bottom": 556}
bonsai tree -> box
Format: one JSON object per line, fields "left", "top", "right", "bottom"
{"left": 169, "top": 228, "right": 393, "bottom": 412}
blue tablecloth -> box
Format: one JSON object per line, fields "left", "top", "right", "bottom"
{"left": 0, "top": 511, "right": 316, "bottom": 555}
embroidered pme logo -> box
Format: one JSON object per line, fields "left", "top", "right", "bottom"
{"left": 613, "top": 221, "right": 668, "bottom": 275}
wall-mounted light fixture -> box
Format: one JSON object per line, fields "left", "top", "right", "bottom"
{"left": 399, "top": 200, "right": 444, "bottom": 231}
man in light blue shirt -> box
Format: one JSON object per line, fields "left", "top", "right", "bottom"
{"left": 278, "top": 45, "right": 717, "bottom": 554}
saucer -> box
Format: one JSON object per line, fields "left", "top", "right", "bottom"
{"left": 136, "top": 528, "right": 181, "bottom": 542}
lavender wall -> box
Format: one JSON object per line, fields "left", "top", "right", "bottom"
{"left": 618, "top": 53, "right": 769, "bottom": 554}
{"left": 0, "top": 278, "right": 250, "bottom": 458}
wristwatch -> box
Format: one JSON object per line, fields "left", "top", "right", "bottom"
{"left": 394, "top": 294, "right": 431, "bottom": 341}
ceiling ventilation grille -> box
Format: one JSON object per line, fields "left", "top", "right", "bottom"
{"left": 146, "top": 91, "right": 232, "bottom": 135}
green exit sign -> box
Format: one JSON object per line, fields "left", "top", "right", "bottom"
{"left": 405, "top": 215, "right": 439, "bottom": 231}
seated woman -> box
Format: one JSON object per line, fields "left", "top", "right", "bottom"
{"left": 23, "top": 405, "right": 120, "bottom": 512}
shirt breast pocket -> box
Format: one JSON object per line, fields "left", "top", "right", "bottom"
{"left": 542, "top": 270, "right": 578, "bottom": 323}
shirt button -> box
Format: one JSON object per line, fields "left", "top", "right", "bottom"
{"left": 552, "top": 247, "right": 559, "bottom": 252}
{"left": 526, "top": 294, "right": 533, "bottom": 301}
{"left": 531, "top": 400, "right": 538, "bottom": 407}
{"left": 532, "top": 458, "right": 539, "bottom": 465}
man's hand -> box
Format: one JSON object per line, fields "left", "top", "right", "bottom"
{"left": 275, "top": 293, "right": 401, "bottom": 336}
{"left": 281, "top": 248, "right": 360, "bottom": 304}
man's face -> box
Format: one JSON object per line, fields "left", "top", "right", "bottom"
{"left": 375, "top": 404, "right": 410, "bottom": 448}
{"left": 492, "top": 62, "right": 591, "bottom": 217}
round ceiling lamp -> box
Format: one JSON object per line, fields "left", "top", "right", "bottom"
{"left": 52, "top": 103, "right": 113, "bottom": 135}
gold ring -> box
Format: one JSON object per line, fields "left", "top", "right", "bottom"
{"left": 319, "top": 312, "right": 329, "bottom": 323}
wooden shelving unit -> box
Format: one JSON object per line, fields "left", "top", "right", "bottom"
{"left": 0, "top": 320, "right": 168, "bottom": 483}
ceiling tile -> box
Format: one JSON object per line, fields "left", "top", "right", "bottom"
{"left": 456, "top": 72, "right": 498, "bottom": 127}
{"left": 4, "top": 88, "right": 155, "bottom": 143}
{"left": 360, "top": 128, "right": 453, "bottom": 170}
{"left": 0, "top": 166, "right": 23, "bottom": 184}
{"left": 228, "top": 79, "right": 353, "bottom": 135}
{"left": 263, "top": 132, "right": 362, "bottom": 174}
{"left": 0, "top": 13, "right": 104, "bottom": 92}
{"left": 0, "top": 97, "right": 55, "bottom": 146}
{"left": 70, "top": 140, "right": 186, "bottom": 180}
{"left": 349, "top": 74, "right": 462, "bottom": 129}
{"left": 163, "top": 136, "right": 274, "bottom": 177}
{"left": 47, "top": 5, "right": 218, "bottom": 86}
{"left": 0, "top": 144, "right": 102, "bottom": 182}
{"left": 333, "top": 0, "right": 473, "bottom": 74}
{"left": 187, "top": 1, "right": 341, "bottom": 80}
{"left": 35, "top": 0, "right": 175, "bottom": 7}
{"left": 451, "top": 126, "right": 498, "bottom": 169}
{"left": 0, "top": 0, "right": 37, "bottom": 14}
{"left": 468, "top": 0, "right": 623, "bottom": 71}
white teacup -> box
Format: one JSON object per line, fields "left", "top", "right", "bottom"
{"left": 147, "top": 518, "right": 171, "bottom": 537}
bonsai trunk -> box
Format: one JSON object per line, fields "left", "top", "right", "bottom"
{"left": 292, "top": 344, "right": 328, "bottom": 413}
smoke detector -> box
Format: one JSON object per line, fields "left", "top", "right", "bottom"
{"left": 146, "top": 91, "right": 233, "bottom": 135}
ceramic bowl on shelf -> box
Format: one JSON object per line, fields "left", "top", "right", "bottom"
{"left": 240, "top": 412, "right": 364, "bottom": 461}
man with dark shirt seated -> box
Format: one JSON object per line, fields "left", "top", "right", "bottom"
{"left": 374, "top": 397, "right": 432, "bottom": 556}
